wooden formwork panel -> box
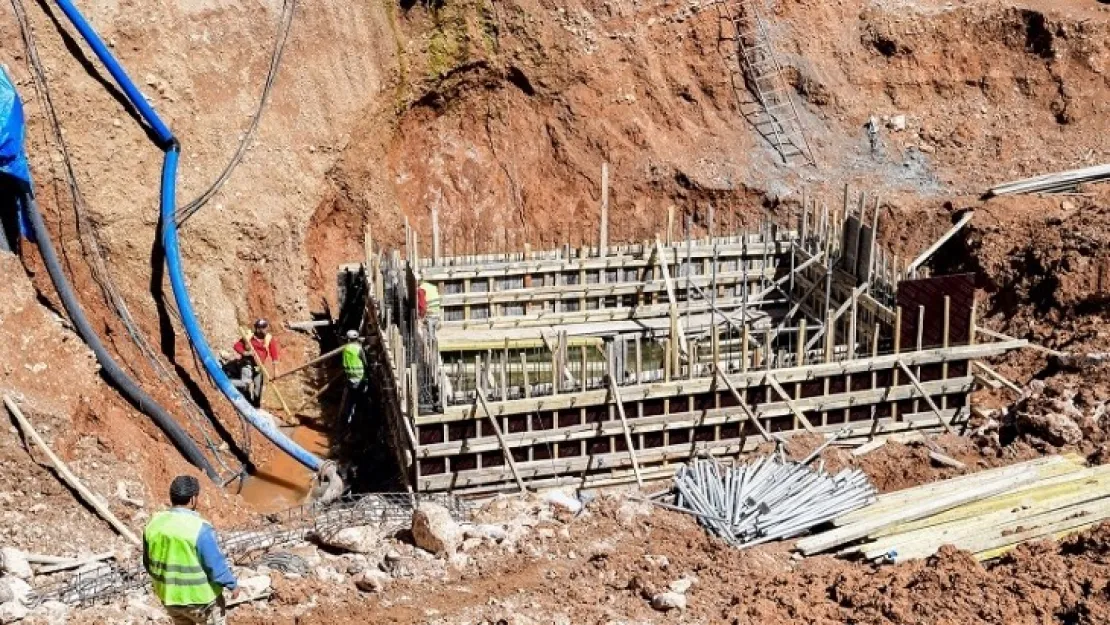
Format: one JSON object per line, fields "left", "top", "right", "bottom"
{"left": 897, "top": 273, "right": 976, "bottom": 348}
{"left": 410, "top": 363, "right": 974, "bottom": 492}
{"left": 415, "top": 408, "right": 970, "bottom": 492}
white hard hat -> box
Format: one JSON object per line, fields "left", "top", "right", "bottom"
{"left": 346, "top": 329, "right": 359, "bottom": 340}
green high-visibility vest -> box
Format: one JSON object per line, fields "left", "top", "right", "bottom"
{"left": 143, "top": 511, "right": 220, "bottom": 606}
{"left": 342, "top": 342, "right": 365, "bottom": 382}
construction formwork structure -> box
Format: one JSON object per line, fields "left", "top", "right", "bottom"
{"left": 350, "top": 190, "right": 1025, "bottom": 495}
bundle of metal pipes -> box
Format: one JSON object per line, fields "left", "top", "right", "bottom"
{"left": 667, "top": 455, "right": 877, "bottom": 548}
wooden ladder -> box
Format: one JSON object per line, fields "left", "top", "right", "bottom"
{"left": 720, "top": 0, "right": 816, "bottom": 167}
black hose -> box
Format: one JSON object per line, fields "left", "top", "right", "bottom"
{"left": 22, "top": 192, "right": 219, "bottom": 480}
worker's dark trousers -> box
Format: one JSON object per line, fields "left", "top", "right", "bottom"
{"left": 343, "top": 379, "right": 366, "bottom": 423}
{"left": 251, "top": 370, "right": 264, "bottom": 408}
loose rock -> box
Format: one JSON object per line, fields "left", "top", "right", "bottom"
{"left": 412, "top": 503, "right": 461, "bottom": 555}
{"left": 0, "top": 550, "right": 31, "bottom": 581}
{"left": 354, "top": 570, "right": 391, "bottom": 593}
{"left": 238, "top": 575, "right": 273, "bottom": 602}
{"left": 669, "top": 575, "right": 697, "bottom": 594}
{"left": 316, "top": 525, "right": 381, "bottom": 554}
{"left": 1017, "top": 411, "right": 1084, "bottom": 447}
{"left": 464, "top": 524, "right": 509, "bottom": 543}
{"left": 543, "top": 490, "right": 582, "bottom": 514}
{"left": 0, "top": 601, "right": 27, "bottom": 624}
{"left": 651, "top": 591, "right": 687, "bottom": 611}
{"left": 0, "top": 579, "right": 29, "bottom": 607}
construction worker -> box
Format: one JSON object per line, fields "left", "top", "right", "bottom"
{"left": 341, "top": 329, "right": 367, "bottom": 423}
{"left": 218, "top": 350, "right": 255, "bottom": 404}
{"left": 144, "top": 476, "right": 240, "bottom": 625}
{"left": 418, "top": 279, "right": 441, "bottom": 323}
{"left": 233, "top": 319, "right": 280, "bottom": 408}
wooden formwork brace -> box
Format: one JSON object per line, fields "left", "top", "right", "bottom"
{"left": 895, "top": 359, "right": 955, "bottom": 434}
{"left": 475, "top": 393, "right": 527, "bottom": 492}
{"left": 765, "top": 374, "right": 816, "bottom": 432}
{"left": 604, "top": 357, "right": 645, "bottom": 487}
{"left": 712, "top": 363, "right": 774, "bottom": 443}
{"left": 973, "top": 361, "right": 1025, "bottom": 396}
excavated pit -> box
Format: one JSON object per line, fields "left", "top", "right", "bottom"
{"left": 3, "top": 0, "right": 1110, "bottom": 621}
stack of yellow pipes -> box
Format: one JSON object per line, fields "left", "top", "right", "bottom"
{"left": 796, "top": 454, "right": 1110, "bottom": 562}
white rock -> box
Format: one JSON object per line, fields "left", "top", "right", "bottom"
{"left": 543, "top": 490, "right": 582, "bottom": 514}
{"left": 238, "top": 575, "right": 272, "bottom": 601}
{"left": 888, "top": 114, "right": 907, "bottom": 131}
{"left": 616, "top": 499, "right": 652, "bottom": 525}
{"left": 0, "top": 587, "right": 10, "bottom": 607}
{"left": 317, "top": 525, "right": 381, "bottom": 554}
{"left": 0, "top": 578, "right": 29, "bottom": 607}
{"left": 669, "top": 575, "right": 697, "bottom": 594}
{"left": 34, "top": 601, "right": 68, "bottom": 623}
{"left": 464, "top": 524, "right": 509, "bottom": 543}
{"left": 651, "top": 592, "right": 687, "bottom": 611}
{"left": 124, "top": 596, "right": 167, "bottom": 622}
{"left": 312, "top": 566, "right": 345, "bottom": 585}
{"left": 354, "top": 570, "right": 390, "bottom": 593}
{"left": 411, "top": 503, "right": 461, "bottom": 555}
{"left": 448, "top": 552, "right": 471, "bottom": 569}
{"left": 0, "top": 601, "right": 27, "bottom": 624}
{"left": 0, "top": 550, "right": 31, "bottom": 581}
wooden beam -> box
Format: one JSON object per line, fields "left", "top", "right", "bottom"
{"left": 973, "top": 361, "right": 1024, "bottom": 395}
{"left": 713, "top": 364, "right": 773, "bottom": 442}
{"left": 975, "top": 326, "right": 1065, "bottom": 358}
{"left": 431, "top": 204, "right": 441, "bottom": 265}
{"left": 416, "top": 409, "right": 967, "bottom": 491}
{"left": 765, "top": 374, "right": 816, "bottom": 432}
{"left": 438, "top": 267, "right": 776, "bottom": 308}
{"left": 896, "top": 359, "right": 954, "bottom": 433}
{"left": 906, "top": 211, "right": 975, "bottom": 274}
{"left": 806, "top": 282, "right": 869, "bottom": 351}
{"left": 475, "top": 393, "right": 527, "bottom": 492}
{"left": 4, "top": 396, "right": 141, "bottom": 545}
{"left": 606, "top": 350, "right": 644, "bottom": 486}
{"left": 293, "top": 372, "right": 343, "bottom": 413}
{"left": 273, "top": 345, "right": 345, "bottom": 381}
{"left": 422, "top": 239, "right": 789, "bottom": 281}
{"left": 796, "top": 468, "right": 1038, "bottom": 555}
{"left": 421, "top": 340, "right": 1025, "bottom": 423}
{"left": 600, "top": 162, "right": 609, "bottom": 254}
{"left": 655, "top": 236, "right": 688, "bottom": 357}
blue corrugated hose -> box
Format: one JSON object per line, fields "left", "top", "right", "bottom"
{"left": 52, "top": 0, "right": 322, "bottom": 471}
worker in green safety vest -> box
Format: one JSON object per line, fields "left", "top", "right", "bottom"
{"left": 342, "top": 329, "right": 366, "bottom": 384}
{"left": 341, "top": 329, "right": 368, "bottom": 423}
{"left": 144, "top": 476, "right": 240, "bottom": 625}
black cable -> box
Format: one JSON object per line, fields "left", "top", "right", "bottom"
{"left": 174, "top": 0, "right": 297, "bottom": 225}
{"left": 22, "top": 192, "right": 219, "bottom": 479}
{"left": 11, "top": 0, "right": 238, "bottom": 479}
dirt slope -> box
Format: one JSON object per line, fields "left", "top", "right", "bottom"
{"left": 1, "top": 0, "right": 1110, "bottom": 621}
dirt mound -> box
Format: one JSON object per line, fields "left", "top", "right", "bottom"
{"left": 0, "top": 253, "right": 244, "bottom": 559}
{"left": 218, "top": 495, "right": 1110, "bottom": 625}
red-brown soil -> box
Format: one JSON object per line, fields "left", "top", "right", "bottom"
{"left": 2, "top": 0, "right": 1110, "bottom": 622}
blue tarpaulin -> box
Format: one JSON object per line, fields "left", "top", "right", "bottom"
{"left": 0, "top": 68, "right": 31, "bottom": 190}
